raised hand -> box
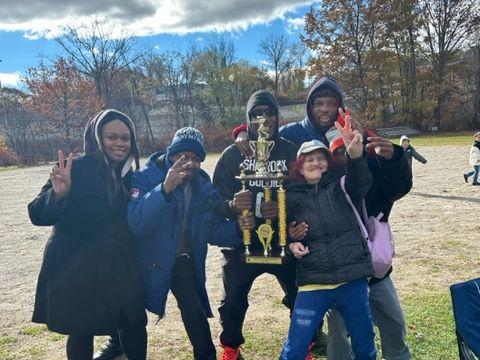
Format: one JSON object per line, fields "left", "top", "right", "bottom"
{"left": 235, "top": 130, "right": 254, "bottom": 158}
{"left": 366, "top": 136, "right": 394, "bottom": 160}
{"left": 336, "top": 108, "right": 364, "bottom": 159}
{"left": 289, "top": 242, "right": 309, "bottom": 259}
{"left": 164, "top": 155, "right": 190, "bottom": 194}
{"left": 288, "top": 221, "right": 308, "bottom": 241}
{"left": 50, "top": 150, "right": 73, "bottom": 202}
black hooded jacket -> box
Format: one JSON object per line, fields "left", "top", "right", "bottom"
{"left": 213, "top": 90, "right": 299, "bottom": 254}
{"left": 28, "top": 109, "right": 145, "bottom": 335}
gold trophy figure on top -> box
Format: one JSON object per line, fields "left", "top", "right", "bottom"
{"left": 236, "top": 116, "right": 288, "bottom": 264}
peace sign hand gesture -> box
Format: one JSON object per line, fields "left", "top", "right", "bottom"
{"left": 50, "top": 150, "right": 73, "bottom": 202}
{"left": 164, "top": 155, "right": 190, "bottom": 194}
{"left": 335, "top": 108, "right": 364, "bottom": 160}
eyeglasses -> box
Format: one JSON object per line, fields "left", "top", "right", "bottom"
{"left": 249, "top": 108, "right": 276, "bottom": 119}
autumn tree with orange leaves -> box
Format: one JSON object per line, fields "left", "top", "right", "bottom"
{"left": 24, "top": 58, "right": 103, "bottom": 139}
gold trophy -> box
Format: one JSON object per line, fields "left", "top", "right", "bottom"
{"left": 235, "top": 116, "right": 288, "bottom": 264}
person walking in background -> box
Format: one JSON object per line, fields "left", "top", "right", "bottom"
{"left": 463, "top": 131, "right": 480, "bottom": 186}
{"left": 400, "top": 135, "right": 427, "bottom": 168}
{"left": 28, "top": 109, "right": 147, "bottom": 360}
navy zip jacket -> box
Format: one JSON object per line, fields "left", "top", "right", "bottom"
{"left": 127, "top": 152, "right": 241, "bottom": 317}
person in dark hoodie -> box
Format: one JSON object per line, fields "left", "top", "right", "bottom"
{"left": 126, "top": 127, "right": 242, "bottom": 360}
{"left": 280, "top": 117, "right": 376, "bottom": 360}
{"left": 213, "top": 89, "right": 299, "bottom": 359}
{"left": 28, "top": 109, "right": 147, "bottom": 360}
{"left": 280, "top": 76, "right": 345, "bottom": 144}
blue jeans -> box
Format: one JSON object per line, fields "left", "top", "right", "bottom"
{"left": 466, "top": 165, "right": 480, "bottom": 183}
{"left": 279, "top": 279, "right": 376, "bottom": 360}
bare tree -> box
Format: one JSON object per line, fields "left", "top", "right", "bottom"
{"left": 422, "top": 0, "right": 480, "bottom": 129}
{"left": 258, "top": 33, "right": 302, "bottom": 93}
{"left": 55, "top": 18, "right": 140, "bottom": 106}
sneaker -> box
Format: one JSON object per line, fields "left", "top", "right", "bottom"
{"left": 93, "top": 337, "right": 124, "bottom": 360}
{"left": 305, "top": 342, "right": 315, "bottom": 360}
{"left": 473, "top": 182, "right": 480, "bottom": 186}
{"left": 463, "top": 174, "right": 469, "bottom": 183}
{"left": 220, "top": 345, "right": 243, "bottom": 360}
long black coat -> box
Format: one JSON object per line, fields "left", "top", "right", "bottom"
{"left": 28, "top": 155, "right": 146, "bottom": 335}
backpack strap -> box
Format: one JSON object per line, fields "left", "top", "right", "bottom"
{"left": 340, "top": 175, "right": 369, "bottom": 242}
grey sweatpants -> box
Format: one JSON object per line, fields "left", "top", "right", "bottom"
{"left": 326, "top": 276, "right": 411, "bottom": 360}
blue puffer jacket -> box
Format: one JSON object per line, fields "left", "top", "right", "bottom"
{"left": 279, "top": 76, "right": 345, "bottom": 145}
{"left": 128, "top": 152, "right": 241, "bottom": 317}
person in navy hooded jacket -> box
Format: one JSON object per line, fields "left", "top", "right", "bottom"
{"left": 127, "top": 127, "right": 242, "bottom": 360}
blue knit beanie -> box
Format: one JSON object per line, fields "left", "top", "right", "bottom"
{"left": 167, "top": 127, "right": 206, "bottom": 161}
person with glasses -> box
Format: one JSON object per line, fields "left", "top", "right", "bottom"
{"left": 213, "top": 89, "right": 299, "bottom": 360}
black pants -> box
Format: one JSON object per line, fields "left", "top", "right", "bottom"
{"left": 171, "top": 254, "right": 216, "bottom": 360}
{"left": 218, "top": 250, "right": 297, "bottom": 348}
{"left": 67, "top": 312, "right": 147, "bottom": 360}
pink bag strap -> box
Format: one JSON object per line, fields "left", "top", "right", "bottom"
{"left": 340, "top": 175, "right": 369, "bottom": 242}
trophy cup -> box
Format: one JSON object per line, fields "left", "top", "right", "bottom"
{"left": 235, "top": 116, "right": 288, "bottom": 264}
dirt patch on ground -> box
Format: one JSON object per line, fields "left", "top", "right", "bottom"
{"left": 0, "top": 145, "right": 478, "bottom": 359}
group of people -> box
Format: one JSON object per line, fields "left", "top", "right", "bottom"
{"left": 29, "top": 77, "right": 415, "bottom": 360}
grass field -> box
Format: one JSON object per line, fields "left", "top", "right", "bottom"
{"left": 389, "top": 131, "right": 475, "bottom": 147}
{"left": 0, "top": 135, "right": 479, "bottom": 359}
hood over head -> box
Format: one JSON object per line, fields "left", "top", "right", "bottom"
{"left": 83, "top": 108, "right": 140, "bottom": 177}
{"left": 245, "top": 89, "right": 280, "bottom": 140}
{"left": 307, "top": 77, "right": 345, "bottom": 127}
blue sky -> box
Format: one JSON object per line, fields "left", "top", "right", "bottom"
{"left": 0, "top": 0, "right": 318, "bottom": 89}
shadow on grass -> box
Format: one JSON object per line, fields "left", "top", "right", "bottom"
{"left": 409, "top": 191, "right": 480, "bottom": 204}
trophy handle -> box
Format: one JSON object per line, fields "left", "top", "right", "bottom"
{"left": 248, "top": 140, "right": 256, "bottom": 156}
{"left": 267, "top": 140, "right": 275, "bottom": 154}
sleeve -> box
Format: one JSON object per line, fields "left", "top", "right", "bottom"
{"left": 375, "top": 144, "right": 413, "bottom": 202}
{"left": 212, "top": 150, "right": 239, "bottom": 220}
{"left": 411, "top": 147, "right": 427, "bottom": 164}
{"left": 28, "top": 178, "right": 68, "bottom": 226}
{"left": 345, "top": 151, "right": 373, "bottom": 202}
{"left": 208, "top": 217, "right": 242, "bottom": 247}
{"left": 470, "top": 147, "right": 480, "bottom": 166}
{"left": 127, "top": 169, "right": 177, "bottom": 236}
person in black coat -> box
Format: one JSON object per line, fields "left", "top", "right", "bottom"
{"left": 28, "top": 109, "right": 147, "bottom": 360}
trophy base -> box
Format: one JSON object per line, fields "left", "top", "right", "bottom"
{"left": 244, "top": 255, "right": 285, "bottom": 265}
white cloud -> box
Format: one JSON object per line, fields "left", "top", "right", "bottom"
{"left": 0, "top": 0, "right": 318, "bottom": 38}
{"left": 0, "top": 72, "right": 23, "bottom": 89}
{"left": 286, "top": 17, "right": 305, "bottom": 33}
{"left": 259, "top": 59, "right": 271, "bottom": 67}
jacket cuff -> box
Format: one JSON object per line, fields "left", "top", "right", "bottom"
{"left": 46, "top": 188, "right": 68, "bottom": 209}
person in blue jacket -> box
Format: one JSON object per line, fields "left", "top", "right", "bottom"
{"left": 127, "top": 127, "right": 242, "bottom": 360}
